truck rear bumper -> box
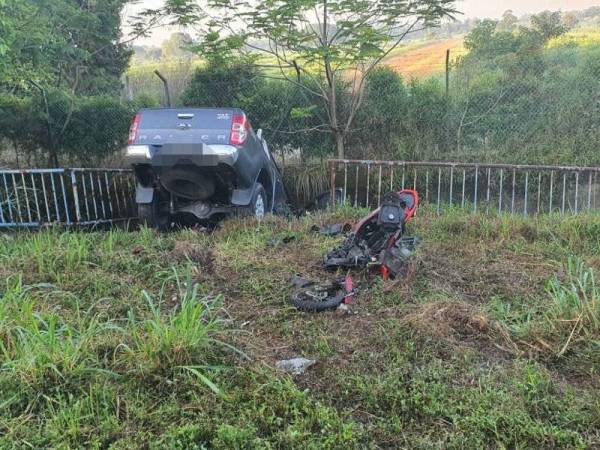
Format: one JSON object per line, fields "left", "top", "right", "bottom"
{"left": 126, "top": 144, "right": 239, "bottom": 167}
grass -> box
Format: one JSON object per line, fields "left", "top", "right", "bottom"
{"left": 382, "top": 37, "right": 467, "bottom": 79}
{"left": 0, "top": 209, "right": 600, "bottom": 448}
{"left": 548, "top": 27, "right": 600, "bottom": 49}
{"left": 538, "top": 257, "right": 600, "bottom": 357}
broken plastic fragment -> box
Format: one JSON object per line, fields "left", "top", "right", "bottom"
{"left": 276, "top": 358, "right": 316, "bottom": 375}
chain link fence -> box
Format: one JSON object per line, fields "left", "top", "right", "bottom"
{"left": 1, "top": 29, "right": 598, "bottom": 212}
{"left": 120, "top": 37, "right": 599, "bottom": 168}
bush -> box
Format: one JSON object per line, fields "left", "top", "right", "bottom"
{"left": 183, "top": 62, "right": 263, "bottom": 108}
{"left": 0, "top": 91, "right": 136, "bottom": 167}
{"left": 181, "top": 62, "right": 333, "bottom": 161}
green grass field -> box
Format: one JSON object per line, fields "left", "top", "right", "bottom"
{"left": 1, "top": 210, "right": 599, "bottom": 448}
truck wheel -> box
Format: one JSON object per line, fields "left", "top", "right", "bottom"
{"left": 138, "top": 197, "right": 170, "bottom": 230}
{"left": 250, "top": 184, "right": 267, "bottom": 219}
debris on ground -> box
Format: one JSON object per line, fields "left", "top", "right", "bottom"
{"left": 324, "top": 190, "right": 419, "bottom": 278}
{"left": 310, "top": 222, "right": 352, "bottom": 236}
{"left": 131, "top": 244, "right": 145, "bottom": 256}
{"left": 267, "top": 234, "right": 297, "bottom": 247}
{"left": 290, "top": 190, "right": 421, "bottom": 312}
{"left": 335, "top": 303, "right": 351, "bottom": 315}
{"left": 290, "top": 274, "right": 356, "bottom": 312}
{"left": 276, "top": 357, "right": 316, "bottom": 375}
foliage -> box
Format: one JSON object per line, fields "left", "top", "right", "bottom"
{"left": 2, "top": 4, "right": 600, "bottom": 166}
{"left": 1, "top": 211, "right": 600, "bottom": 446}
{"left": 136, "top": 0, "right": 458, "bottom": 158}
{"left": 177, "top": 25, "right": 600, "bottom": 165}
{"left": 182, "top": 61, "right": 333, "bottom": 160}
{"left": 0, "top": 0, "right": 131, "bottom": 95}
{"left": 0, "top": 93, "right": 136, "bottom": 166}
{"left": 183, "top": 62, "right": 263, "bottom": 108}
{"left": 0, "top": 0, "right": 133, "bottom": 167}
{"left": 445, "top": 18, "right": 600, "bottom": 164}
{"left": 542, "top": 258, "right": 600, "bottom": 356}
{"left": 161, "top": 32, "right": 194, "bottom": 61}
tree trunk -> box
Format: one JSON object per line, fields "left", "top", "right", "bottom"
{"left": 48, "top": 147, "right": 59, "bottom": 167}
{"left": 335, "top": 131, "right": 345, "bottom": 159}
{"left": 12, "top": 139, "right": 20, "bottom": 168}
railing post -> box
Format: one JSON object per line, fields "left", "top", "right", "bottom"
{"left": 329, "top": 160, "right": 336, "bottom": 208}
{"left": 21, "top": 172, "right": 32, "bottom": 223}
{"left": 343, "top": 163, "right": 348, "bottom": 205}
{"left": 449, "top": 165, "right": 454, "bottom": 205}
{"left": 31, "top": 173, "right": 41, "bottom": 223}
{"left": 549, "top": 171, "right": 554, "bottom": 213}
{"left": 587, "top": 171, "right": 593, "bottom": 210}
{"left": 498, "top": 169, "right": 503, "bottom": 213}
{"left": 574, "top": 171, "right": 579, "bottom": 213}
{"left": 523, "top": 171, "right": 529, "bottom": 216}
{"left": 436, "top": 167, "right": 441, "bottom": 214}
{"left": 0, "top": 175, "right": 6, "bottom": 224}
{"left": 473, "top": 165, "right": 479, "bottom": 212}
{"left": 59, "top": 171, "right": 71, "bottom": 224}
{"left": 366, "top": 164, "right": 371, "bottom": 208}
{"left": 486, "top": 168, "right": 491, "bottom": 213}
{"left": 354, "top": 166, "right": 359, "bottom": 208}
{"left": 2, "top": 174, "right": 14, "bottom": 222}
{"left": 70, "top": 169, "right": 82, "bottom": 223}
{"left": 377, "top": 165, "right": 382, "bottom": 207}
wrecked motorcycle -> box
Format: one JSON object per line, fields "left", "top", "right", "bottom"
{"left": 291, "top": 190, "right": 420, "bottom": 312}
{"left": 324, "top": 189, "right": 419, "bottom": 277}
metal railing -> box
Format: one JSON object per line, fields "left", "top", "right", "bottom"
{"left": 0, "top": 168, "right": 136, "bottom": 228}
{"left": 328, "top": 160, "right": 600, "bottom": 215}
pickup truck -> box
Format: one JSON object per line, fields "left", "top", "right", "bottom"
{"left": 125, "top": 107, "right": 288, "bottom": 228}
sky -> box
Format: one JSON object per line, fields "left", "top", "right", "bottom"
{"left": 123, "top": 0, "right": 600, "bottom": 46}
{"left": 459, "top": 0, "right": 599, "bottom": 18}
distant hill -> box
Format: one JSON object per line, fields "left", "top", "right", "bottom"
{"left": 382, "top": 38, "right": 467, "bottom": 79}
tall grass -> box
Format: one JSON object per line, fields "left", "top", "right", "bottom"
{"left": 282, "top": 164, "right": 329, "bottom": 207}
{"left": 0, "top": 268, "right": 229, "bottom": 393}
{"left": 543, "top": 257, "right": 600, "bottom": 356}
{"left": 0, "top": 276, "right": 117, "bottom": 385}
{"left": 121, "top": 268, "right": 228, "bottom": 393}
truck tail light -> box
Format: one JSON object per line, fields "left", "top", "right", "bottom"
{"left": 128, "top": 113, "right": 141, "bottom": 144}
{"left": 230, "top": 113, "right": 249, "bottom": 146}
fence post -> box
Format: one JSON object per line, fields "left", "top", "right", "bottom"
{"left": 329, "top": 160, "right": 337, "bottom": 208}
{"left": 473, "top": 165, "right": 479, "bottom": 212}
{"left": 70, "top": 170, "right": 82, "bottom": 223}
{"left": 523, "top": 171, "right": 528, "bottom": 216}
{"left": 59, "top": 172, "right": 71, "bottom": 224}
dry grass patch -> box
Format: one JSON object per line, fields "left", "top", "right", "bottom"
{"left": 402, "top": 300, "right": 519, "bottom": 354}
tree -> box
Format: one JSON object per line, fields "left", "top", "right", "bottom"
{"left": 561, "top": 12, "right": 579, "bottom": 30}
{"left": 353, "top": 67, "right": 408, "bottom": 158}
{"left": 183, "top": 62, "right": 263, "bottom": 108}
{"left": 498, "top": 10, "right": 518, "bottom": 31}
{"left": 530, "top": 11, "right": 567, "bottom": 41}
{"left": 135, "top": 0, "right": 457, "bottom": 159}
{"left": 1, "top": 0, "right": 131, "bottom": 95}
{"left": 161, "top": 32, "right": 194, "bottom": 61}
{"left": 0, "top": 0, "right": 133, "bottom": 166}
